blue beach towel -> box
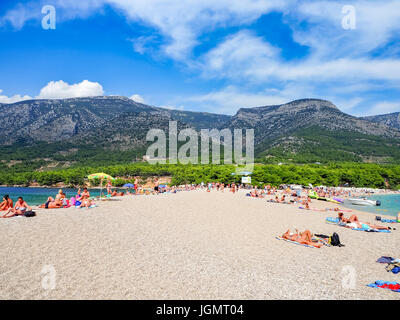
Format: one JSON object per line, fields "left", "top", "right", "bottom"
{"left": 325, "top": 217, "right": 391, "bottom": 233}
{"left": 275, "top": 236, "right": 317, "bottom": 248}
{"left": 381, "top": 219, "right": 398, "bottom": 223}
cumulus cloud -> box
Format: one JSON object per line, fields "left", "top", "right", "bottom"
{"left": 0, "top": 90, "right": 32, "bottom": 103}
{"left": 130, "top": 94, "right": 145, "bottom": 103}
{"left": 36, "top": 80, "right": 104, "bottom": 99}
{"left": 0, "top": 80, "right": 104, "bottom": 103}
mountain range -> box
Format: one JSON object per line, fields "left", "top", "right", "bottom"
{"left": 0, "top": 96, "right": 399, "bottom": 166}
{"left": 362, "top": 112, "right": 400, "bottom": 131}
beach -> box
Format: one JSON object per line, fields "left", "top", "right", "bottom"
{"left": 0, "top": 189, "right": 399, "bottom": 300}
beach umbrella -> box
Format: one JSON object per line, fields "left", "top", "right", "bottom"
{"left": 87, "top": 173, "right": 115, "bottom": 197}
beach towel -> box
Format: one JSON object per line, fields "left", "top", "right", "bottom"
{"left": 367, "top": 281, "right": 400, "bottom": 292}
{"left": 298, "top": 206, "right": 325, "bottom": 212}
{"left": 375, "top": 216, "right": 398, "bottom": 223}
{"left": 275, "top": 236, "right": 317, "bottom": 248}
{"left": 377, "top": 256, "right": 394, "bottom": 264}
{"left": 325, "top": 217, "right": 391, "bottom": 233}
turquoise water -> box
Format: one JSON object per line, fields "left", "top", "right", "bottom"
{"left": 0, "top": 187, "right": 111, "bottom": 206}
{"left": 343, "top": 194, "right": 400, "bottom": 217}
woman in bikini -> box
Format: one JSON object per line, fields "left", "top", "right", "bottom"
{"left": 282, "top": 229, "right": 322, "bottom": 248}
{"left": 106, "top": 180, "right": 112, "bottom": 196}
{"left": 1, "top": 197, "right": 31, "bottom": 218}
{"left": 79, "top": 188, "right": 95, "bottom": 208}
{"left": 338, "top": 212, "right": 389, "bottom": 230}
{"left": 0, "top": 195, "right": 13, "bottom": 211}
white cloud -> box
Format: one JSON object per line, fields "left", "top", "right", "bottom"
{"left": 293, "top": 0, "right": 400, "bottom": 58}
{"left": 201, "top": 30, "right": 400, "bottom": 83}
{"left": 1, "top": 0, "right": 288, "bottom": 60}
{"left": 365, "top": 101, "right": 400, "bottom": 116}
{"left": 37, "top": 80, "right": 104, "bottom": 99}
{"left": 0, "top": 80, "right": 104, "bottom": 103}
{"left": 0, "top": 90, "right": 32, "bottom": 103}
{"left": 159, "top": 105, "right": 185, "bottom": 111}
{"left": 130, "top": 94, "right": 145, "bottom": 103}
{"left": 2, "top": 0, "right": 400, "bottom": 114}
{"left": 186, "top": 85, "right": 305, "bottom": 115}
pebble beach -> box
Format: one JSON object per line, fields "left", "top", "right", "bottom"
{"left": 0, "top": 189, "right": 399, "bottom": 300}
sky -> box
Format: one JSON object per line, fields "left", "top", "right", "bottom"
{"left": 0, "top": 0, "right": 399, "bottom": 116}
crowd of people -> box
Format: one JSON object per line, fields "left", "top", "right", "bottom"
{"left": 1, "top": 181, "right": 399, "bottom": 224}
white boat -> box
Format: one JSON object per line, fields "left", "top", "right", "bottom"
{"left": 348, "top": 198, "right": 381, "bottom": 206}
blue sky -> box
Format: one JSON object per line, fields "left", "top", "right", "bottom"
{"left": 0, "top": 0, "right": 399, "bottom": 116}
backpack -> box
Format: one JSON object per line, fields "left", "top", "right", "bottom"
{"left": 329, "top": 232, "right": 344, "bottom": 247}
{"left": 24, "top": 210, "right": 36, "bottom": 217}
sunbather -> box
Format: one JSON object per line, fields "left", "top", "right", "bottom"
{"left": 0, "top": 195, "right": 13, "bottom": 211}
{"left": 338, "top": 212, "right": 389, "bottom": 230}
{"left": 79, "top": 198, "right": 95, "bottom": 208}
{"left": 282, "top": 229, "right": 322, "bottom": 248}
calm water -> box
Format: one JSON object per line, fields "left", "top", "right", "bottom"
{"left": 343, "top": 194, "right": 400, "bottom": 217}
{"left": 0, "top": 187, "right": 111, "bottom": 206}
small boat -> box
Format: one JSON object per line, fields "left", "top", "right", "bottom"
{"left": 348, "top": 198, "right": 381, "bottom": 206}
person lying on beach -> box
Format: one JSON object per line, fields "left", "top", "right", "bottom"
{"left": 337, "top": 212, "right": 390, "bottom": 231}
{"left": 79, "top": 198, "right": 95, "bottom": 209}
{"left": 1, "top": 197, "right": 31, "bottom": 218}
{"left": 282, "top": 229, "right": 322, "bottom": 248}
{"left": 40, "top": 197, "right": 63, "bottom": 209}
{"left": 0, "top": 195, "right": 13, "bottom": 211}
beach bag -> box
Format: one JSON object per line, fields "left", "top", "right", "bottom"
{"left": 329, "top": 232, "right": 344, "bottom": 247}
{"left": 24, "top": 210, "right": 36, "bottom": 217}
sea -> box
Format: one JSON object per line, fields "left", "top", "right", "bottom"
{"left": 342, "top": 193, "right": 400, "bottom": 217}
{"left": 0, "top": 187, "right": 115, "bottom": 206}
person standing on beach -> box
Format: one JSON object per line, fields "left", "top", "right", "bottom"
{"left": 106, "top": 180, "right": 112, "bottom": 196}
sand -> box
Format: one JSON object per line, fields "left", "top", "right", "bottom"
{"left": 0, "top": 189, "right": 399, "bottom": 300}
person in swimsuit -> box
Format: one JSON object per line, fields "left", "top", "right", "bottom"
{"left": 1, "top": 197, "right": 31, "bottom": 218}
{"left": 0, "top": 195, "right": 13, "bottom": 211}
{"left": 106, "top": 180, "right": 112, "bottom": 196}
{"left": 337, "top": 212, "right": 389, "bottom": 230}
{"left": 76, "top": 188, "right": 82, "bottom": 200}
{"left": 81, "top": 188, "right": 90, "bottom": 199}
{"left": 79, "top": 188, "right": 95, "bottom": 208}
{"left": 282, "top": 229, "right": 322, "bottom": 248}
